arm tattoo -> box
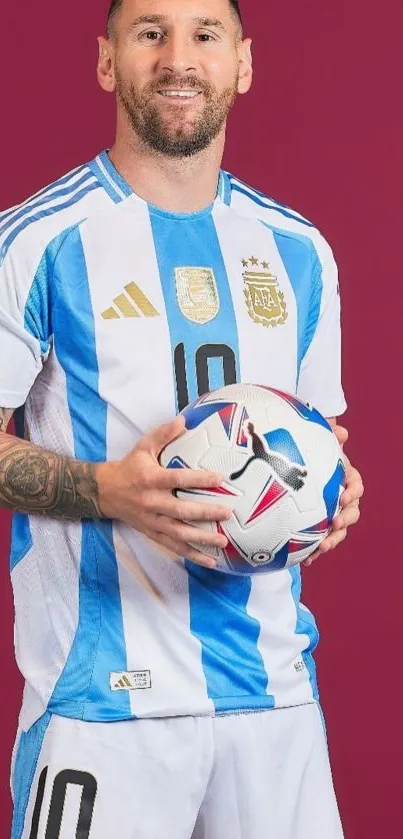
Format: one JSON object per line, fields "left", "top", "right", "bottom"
{"left": 0, "top": 438, "right": 102, "bottom": 520}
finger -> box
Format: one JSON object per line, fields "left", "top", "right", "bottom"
{"left": 340, "top": 481, "right": 364, "bottom": 507}
{"left": 304, "top": 527, "right": 348, "bottom": 567}
{"left": 140, "top": 416, "right": 186, "bottom": 458}
{"left": 164, "top": 497, "right": 232, "bottom": 523}
{"left": 333, "top": 505, "right": 361, "bottom": 529}
{"left": 153, "top": 532, "right": 218, "bottom": 570}
{"left": 303, "top": 539, "right": 330, "bottom": 566}
{"left": 143, "top": 491, "right": 232, "bottom": 523}
{"left": 333, "top": 425, "right": 349, "bottom": 447}
{"left": 319, "top": 529, "right": 348, "bottom": 554}
{"left": 159, "top": 467, "right": 224, "bottom": 492}
{"left": 157, "top": 516, "right": 228, "bottom": 549}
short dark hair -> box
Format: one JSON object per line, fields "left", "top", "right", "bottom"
{"left": 107, "top": 0, "right": 242, "bottom": 37}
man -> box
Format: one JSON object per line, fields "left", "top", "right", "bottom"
{"left": 0, "top": 0, "right": 363, "bottom": 836}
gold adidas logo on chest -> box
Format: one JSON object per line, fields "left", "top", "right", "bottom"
{"left": 102, "top": 283, "right": 159, "bottom": 320}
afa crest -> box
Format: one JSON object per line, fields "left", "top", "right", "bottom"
{"left": 242, "top": 258, "right": 288, "bottom": 328}
{"left": 175, "top": 267, "right": 220, "bottom": 324}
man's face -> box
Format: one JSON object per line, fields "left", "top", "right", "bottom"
{"left": 102, "top": 0, "right": 252, "bottom": 157}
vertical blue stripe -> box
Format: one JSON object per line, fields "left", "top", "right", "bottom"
{"left": 186, "top": 567, "right": 272, "bottom": 711}
{"left": 149, "top": 205, "right": 240, "bottom": 405}
{"left": 290, "top": 566, "right": 319, "bottom": 700}
{"left": 149, "top": 206, "right": 271, "bottom": 711}
{"left": 46, "top": 229, "right": 130, "bottom": 720}
{"left": 11, "top": 711, "right": 52, "bottom": 839}
{"left": 262, "top": 225, "right": 323, "bottom": 374}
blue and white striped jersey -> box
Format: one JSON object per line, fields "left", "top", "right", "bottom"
{"left": 0, "top": 152, "right": 346, "bottom": 730}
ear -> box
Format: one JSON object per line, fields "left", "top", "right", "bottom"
{"left": 237, "top": 37, "right": 253, "bottom": 95}
{"left": 97, "top": 36, "right": 116, "bottom": 93}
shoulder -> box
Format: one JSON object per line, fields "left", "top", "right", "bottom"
{"left": 50, "top": 193, "right": 138, "bottom": 261}
{"left": 0, "top": 159, "right": 112, "bottom": 273}
{"left": 225, "top": 171, "right": 335, "bottom": 270}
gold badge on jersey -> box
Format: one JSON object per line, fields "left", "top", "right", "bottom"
{"left": 175, "top": 267, "right": 220, "bottom": 324}
{"left": 243, "top": 258, "right": 288, "bottom": 327}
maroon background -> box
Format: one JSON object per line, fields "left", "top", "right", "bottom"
{"left": 1, "top": 1, "right": 402, "bottom": 836}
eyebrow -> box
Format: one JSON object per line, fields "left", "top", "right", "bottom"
{"left": 195, "top": 17, "right": 227, "bottom": 31}
{"left": 129, "top": 14, "right": 227, "bottom": 32}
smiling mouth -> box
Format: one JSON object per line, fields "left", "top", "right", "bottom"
{"left": 157, "top": 90, "right": 201, "bottom": 99}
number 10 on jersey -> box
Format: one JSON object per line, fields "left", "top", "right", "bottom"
{"left": 174, "top": 343, "right": 237, "bottom": 412}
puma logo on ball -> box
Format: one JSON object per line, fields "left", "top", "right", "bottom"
{"left": 230, "top": 423, "right": 308, "bottom": 491}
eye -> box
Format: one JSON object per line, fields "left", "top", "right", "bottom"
{"left": 196, "top": 32, "right": 217, "bottom": 43}
{"left": 140, "top": 29, "right": 164, "bottom": 42}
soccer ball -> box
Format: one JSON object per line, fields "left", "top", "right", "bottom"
{"left": 160, "top": 384, "right": 346, "bottom": 575}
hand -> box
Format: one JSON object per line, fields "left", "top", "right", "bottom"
{"left": 304, "top": 425, "right": 364, "bottom": 567}
{"left": 97, "top": 416, "right": 231, "bottom": 569}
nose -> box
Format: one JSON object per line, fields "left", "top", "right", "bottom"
{"left": 158, "top": 33, "right": 198, "bottom": 75}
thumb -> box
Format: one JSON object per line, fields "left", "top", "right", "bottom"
{"left": 333, "top": 424, "right": 349, "bottom": 448}
{"left": 141, "top": 415, "right": 186, "bottom": 458}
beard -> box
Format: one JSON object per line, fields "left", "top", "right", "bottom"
{"left": 115, "top": 70, "right": 238, "bottom": 158}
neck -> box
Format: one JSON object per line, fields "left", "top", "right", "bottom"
{"left": 108, "top": 125, "right": 225, "bottom": 214}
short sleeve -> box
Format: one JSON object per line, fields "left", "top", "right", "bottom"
{"left": 0, "top": 245, "right": 52, "bottom": 409}
{"left": 296, "top": 236, "right": 347, "bottom": 418}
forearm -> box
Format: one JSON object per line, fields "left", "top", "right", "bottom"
{"left": 0, "top": 431, "right": 103, "bottom": 520}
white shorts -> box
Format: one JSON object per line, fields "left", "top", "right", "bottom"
{"left": 12, "top": 703, "right": 343, "bottom": 839}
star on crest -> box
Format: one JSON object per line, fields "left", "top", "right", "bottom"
{"left": 241, "top": 257, "right": 273, "bottom": 271}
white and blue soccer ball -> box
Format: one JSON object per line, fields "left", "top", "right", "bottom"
{"left": 160, "top": 383, "right": 346, "bottom": 575}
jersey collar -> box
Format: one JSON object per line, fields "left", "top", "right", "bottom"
{"left": 89, "top": 150, "right": 232, "bottom": 208}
